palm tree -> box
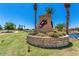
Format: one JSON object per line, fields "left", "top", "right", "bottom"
{"left": 46, "top": 7, "right": 53, "bottom": 15}
{"left": 55, "top": 23, "right": 65, "bottom": 31}
{"left": 64, "top": 3, "right": 70, "bottom": 34}
{"left": 34, "top": 3, "right": 37, "bottom": 32}
{"left": 24, "top": 26, "right": 25, "bottom": 30}
{"left": 46, "top": 7, "right": 54, "bottom": 29}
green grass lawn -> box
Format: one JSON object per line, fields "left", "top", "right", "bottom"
{"left": 0, "top": 31, "right": 79, "bottom": 56}
{"left": 0, "top": 31, "right": 27, "bottom": 56}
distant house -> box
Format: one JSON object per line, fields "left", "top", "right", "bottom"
{"left": 69, "top": 28, "right": 79, "bottom": 33}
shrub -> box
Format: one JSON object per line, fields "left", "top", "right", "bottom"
{"left": 51, "top": 33, "right": 59, "bottom": 38}
{"left": 48, "top": 32, "right": 59, "bottom": 38}
{"left": 53, "top": 33, "right": 59, "bottom": 38}
{"left": 36, "top": 33, "right": 46, "bottom": 36}
{"left": 57, "top": 32, "right": 66, "bottom": 36}
{"left": 47, "top": 32, "right": 66, "bottom": 38}
{"left": 61, "top": 32, "right": 66, "bottom": 35}
{"left": 29, "top": 32, "right": 37, "bottom": 35}
{"left": 53, "top": 30, "right": 58, "bottom": 33}
{"left": 47, "top": 32, "right": 54, "bottom": 36}
{"left": 41, "top": 31, "right": 46, "bottom": 34}
{"left": 57, "top": 32, "right": 64, "bottom": 36}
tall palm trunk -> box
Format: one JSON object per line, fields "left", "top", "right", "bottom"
{"left": 34, "top": 3, "right": 37, "bottom": 32}
{"left": 64, "top": 3, "right": 70, "bottom": 34}
{"left": 34, "top": 10, "right": 37, "bottom": 31}
{"left": 66, "top": 8, "right": 69, "bottom": 34}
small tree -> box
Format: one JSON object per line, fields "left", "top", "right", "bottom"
{"left": 0, "top": 25, "right": 3, "bottom": 30}
{"left": 4, "top": 22, "right": 16, "bottom": 30}
{"left": 18, "top": 25, "right": 24, "bottom": 30}
{"left": 55, "top": 24, "right": 65, "bottom": 31}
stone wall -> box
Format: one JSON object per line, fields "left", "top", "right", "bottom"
{"left": 27, "top": 35, "right": 69, "bottom": 48}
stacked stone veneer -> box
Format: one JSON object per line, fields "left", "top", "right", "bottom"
{"left": 27, "top": 35, "right": 69, "bottom": 48}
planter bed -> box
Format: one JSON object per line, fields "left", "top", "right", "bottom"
{"left": 27, "top": 35, "right": 69, "bottom": 48}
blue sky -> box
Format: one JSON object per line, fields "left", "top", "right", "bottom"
{"left": 0, "top": 3, "right": 79, "bottom": 29}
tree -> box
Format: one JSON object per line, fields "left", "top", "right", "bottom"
{"left": 4, "top": 22, "right": 16, "bottom": 30}
{"left": 18, "top": 25, "right": 24, "bottom": 30}
{"left": 24, "top": 26, "right": 25, "bottom": 30}
{"left": 0, "top": 25, "right": 2, "bottom": 30}
{"left": 55, "top": 24, "right": 65, "bottom": 31}
{"left": 64, "top": 3, "right": 70, "bottom": 34}
{"left": 46, "top": 7, "right": 53, "bottom": 14}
